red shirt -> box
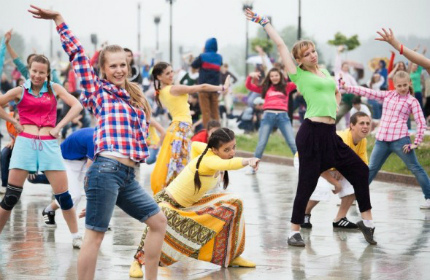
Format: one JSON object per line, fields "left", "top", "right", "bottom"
{"left": 245, "top": 76, "right": 296, "bottom": 111}
{"left": 191, "top": 129, "right": 208, "bottom": 143}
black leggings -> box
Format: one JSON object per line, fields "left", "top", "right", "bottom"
{"left": 291, "top": 119, "right": 372, "bottom": 224}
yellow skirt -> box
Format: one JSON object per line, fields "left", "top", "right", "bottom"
{"left": 134, "top": 190, "right": 246, "bottom": 267}
{"left": 150, "top": 121, "right": 191, "bottom": 195}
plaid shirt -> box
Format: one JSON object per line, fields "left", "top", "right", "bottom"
{"left": 346, "top": 86, "right": 426, "bottom": 145}
{"left": 57, "top": 23, "right": 149, "bottom": 162}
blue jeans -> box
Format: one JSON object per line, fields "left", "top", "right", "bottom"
{"left": 254, "top": 112, "right": 297, "bottom": 159}
{"left": 367, "top": 99, "right": 382, "bottom": 120}
{"left": 84, "top": 156, "right": 160, "bottom": 232}
{"left": 146, "top": 148, "right": 160, "bottom": 165}
{"left": 369, "top": 137, "right": 430, "bottom": 199}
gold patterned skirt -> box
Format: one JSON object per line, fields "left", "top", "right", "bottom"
{"left": 150, "top": 121, "right": 191, "bottom": 195}
{"left": 134, "top": 189, "right": 246, "bottom": 267}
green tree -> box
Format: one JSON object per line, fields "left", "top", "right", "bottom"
{"left": 328, "top": 32, "right": 360, "bottom": 51}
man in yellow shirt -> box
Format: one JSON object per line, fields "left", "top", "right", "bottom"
{"left": 294, "top": 112, "right": 371, "bottom": 229}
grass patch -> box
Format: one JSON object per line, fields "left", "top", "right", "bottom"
{"left": 236, "top": 132, "right": 430, "bottom": 176}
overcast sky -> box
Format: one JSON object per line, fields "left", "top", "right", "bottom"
{"left": 1, "top": 0, "right": 429, "bottom": 68}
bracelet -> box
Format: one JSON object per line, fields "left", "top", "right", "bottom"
{"left": 252, "top": 13, "right": 270, "bottom": 27}
{"left": 400, "top": 44, "right": 404, "bottom": 55}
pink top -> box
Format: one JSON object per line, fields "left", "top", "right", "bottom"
{"left": 245, "top": 76, "right": 296, "bottom": 111}
{"left": 346, "top": 86, "right": 427, "bottom": 145}
{"left": 17, "top": 80, "right": 57, "bottom": 128}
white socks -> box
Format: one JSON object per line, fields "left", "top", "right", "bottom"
{"left": 363, "top": 220, "right": 374, "bottom": 228}
{"left": 44, "top": 204, "right": 54, "bottom": 212}
{"left": 71, "top": 232, "right": 81, "bottom": 239}
{"left": 289, "top": 231, "right": 300, "bottom": 238}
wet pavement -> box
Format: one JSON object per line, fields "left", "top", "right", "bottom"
{"left": 1, "top": 161, "right": 430, "bottom": 280}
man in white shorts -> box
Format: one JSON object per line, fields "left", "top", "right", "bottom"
{"left": 294, "top": 112, "right": 371, "bottom": 229}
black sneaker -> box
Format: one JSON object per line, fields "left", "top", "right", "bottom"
{"left": 356, "top": 221, "right": 377, "bottom": 245}
{"left": 288, "top": 233, "right": 305, "bottom": 247}
{"left": 301, "top": 214, "right": 312, "bottom": 229}
{"left": 333, "top": 217, "right": 358, "bottom": 229}
{"left": 42, "top": 210, "right": 57, "bottom": 228}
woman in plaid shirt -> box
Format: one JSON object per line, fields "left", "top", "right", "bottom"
{"left": 341, "top": 70, "right": 430, "bottom": 209}
{"left": 30, "top": 5, "right": 167, "bottom": 280}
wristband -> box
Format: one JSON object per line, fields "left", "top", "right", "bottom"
{"left": 252, "top": 13, "right": 270, "bottom": 27}
{"left": 400, "top": 44, "right": 404, "bottom": 55}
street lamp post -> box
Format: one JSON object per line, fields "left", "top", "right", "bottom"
{"left": 298, "top": 0, "right": 302, "bottom": 40}
{"left": 137, "top": 2, "right": 142, "bottom": 65}
{"left": 166, "top": 0, "right": 175, "bottom": 64}
{"left": 242, "top": 1, "right": 254, "bottom": 76}
{"left": 154, "top": 15, "right": 161, "bottom": 51}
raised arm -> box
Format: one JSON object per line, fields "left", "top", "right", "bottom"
{"left": 376, "top": 28, "right": 430, "bottom": 74}
{"left": 4, "top": 30, "right": 29, "bottom": 79}
{"left": 245, "top": 9, "right": 297, "bottom": 75}
{"left": 0, "top": 37, "right": 6, "bottom": 78}
{"left": 29, "top": 5, "right": 101, "bottom": 111}
{"left": 245, "top": 72, "right": 263, "bottom": 93}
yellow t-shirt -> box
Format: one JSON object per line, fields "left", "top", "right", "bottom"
{"left": 159, "top": 85, "right": 192, "bottom": 124}
{"left": 336, "top": 129, "right": 368, "bottom": 165}
{"left": 294, "top": 129, "right": 368, "bottom": 165}
{"left": 166, "top": 142, "right": 244, "bottom": 207}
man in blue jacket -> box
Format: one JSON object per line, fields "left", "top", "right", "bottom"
{"left": 191, "top": 38, "right": 222, "bottom": 128}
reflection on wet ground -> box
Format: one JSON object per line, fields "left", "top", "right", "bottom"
{"left": 1, "top": 162, "right": 430, "bottom": 279}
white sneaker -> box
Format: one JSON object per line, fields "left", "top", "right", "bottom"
{"left": 420, "top": 199, "right": 430, "bottom": 209}
{"left": 0, "top": 187, "right": 5, "bottom": 194}
{"left": 72, "top": 236, "right": 83, "bottom": 249}
{"left": 245, "top": 168, "right": 256, "bottom": 175}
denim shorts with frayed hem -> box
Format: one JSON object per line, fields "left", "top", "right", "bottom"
{"left": 84, "top": 156, "right": 160, "bottom": 232}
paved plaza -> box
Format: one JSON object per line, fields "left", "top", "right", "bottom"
{"left": 1, "top": 161, "right": 430, "bottom": 280}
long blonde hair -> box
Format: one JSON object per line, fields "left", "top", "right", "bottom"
{"left": 393, "top": 70, "right": 414, "bottom": 96}
{"left": 98, "top": 45, "right": 152, "bottom": 117}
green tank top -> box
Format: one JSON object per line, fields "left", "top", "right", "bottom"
{"left": 289, "top": 67, "right": 337, "bottom": 119}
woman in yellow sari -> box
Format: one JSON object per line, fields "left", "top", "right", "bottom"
{"left": 130, "top": 128, "right": 259, "bottom": 278}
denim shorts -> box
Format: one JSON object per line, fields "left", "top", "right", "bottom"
{"left": 84, "top": 156, "right": 160, "bottom": 232}
{"left": 9, "top": 132, "right": 66, "bottom": 172}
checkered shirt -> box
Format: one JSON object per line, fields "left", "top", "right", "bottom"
{"left": 57, "top": 23, "right": 149, "bottom": 162}
{"left": 346, "top": 86, "right": 426, "bottom": 145}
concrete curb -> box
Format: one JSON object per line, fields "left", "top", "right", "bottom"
{"left": 236, "top": 150, "right": 419, "bottom": 186}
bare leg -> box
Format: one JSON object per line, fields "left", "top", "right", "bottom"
{"left": 305, "top": 200, "right": 319, "bottom": 215}
{"left": 335, "top": 194, "right": 355, "bottom": 221}
{"left": 44, "top": 170, "right": 78, "bottom": 234}
{"left": 0, "top": 169, "right": 28, "bottom": 233}
{"left": 78, "top": 229, "right": 105, "bottom": 280}
{"left": 361, "top": 210, "right": 372, "bottom": 221}
{"left": 143, "top": 212, "right": 167, "bottom": 280}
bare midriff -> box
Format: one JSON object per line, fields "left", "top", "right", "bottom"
{"left": 22, "top": 125, "right": 55, "bottom": 136}
{"left": 99, "top": 154, "right": 137, "bottom": 167}
{"left": 308, "top": 116, "right": 335, "bottom": 124}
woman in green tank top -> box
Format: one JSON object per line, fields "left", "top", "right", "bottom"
{"left": 246, "top": 8, "right": 376, "bottom": 247}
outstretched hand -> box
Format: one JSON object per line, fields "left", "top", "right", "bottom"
{"left": 375, "top": 28, "right": 400, "bottom": 49}
{"left": 244, "top": 8, "right": 255, "bottom": 21}
{"left": 28, "top": 5, "right": 64, "bottom": 25}
{"left": 244, "top": 8, "right": 270, "bottom": 27}
{"left": 4, "top": 29, "right": 12, "bottom": 44}
{"left": 338, "top": 73, "right": 347, "bottom": 90}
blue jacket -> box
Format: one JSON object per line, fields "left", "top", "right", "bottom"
{"left": 191, "top": 38, "right": 222, "bottom": 85}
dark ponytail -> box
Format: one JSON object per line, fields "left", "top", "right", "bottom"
{"left": 152, "top": 62, "right": 170, "bottom": 109}
{"left": 194, "top": 128, "right": 235, "bottom": 193}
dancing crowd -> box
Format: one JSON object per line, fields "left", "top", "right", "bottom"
{"left": 0, "top": 5, "right": 429, "bottom": 280}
